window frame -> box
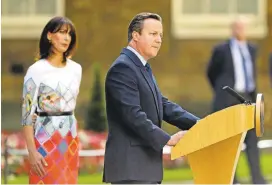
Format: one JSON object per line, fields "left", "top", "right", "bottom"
{"left": 1, "top": 0, "right": 65, "bottom": 39}
{"left": 171, "top": 0, "right": 268, "bottom": 39}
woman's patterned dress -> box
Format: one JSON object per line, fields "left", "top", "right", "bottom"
{"left": 22, "top": 59, "right": 82, "bottom": 184}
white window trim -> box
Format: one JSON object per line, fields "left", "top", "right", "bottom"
{"left": 171, "top": 0, "right": 268, "bottom": 39}
{"left": 1, "top": 0, "right": 65, "bottom": 39}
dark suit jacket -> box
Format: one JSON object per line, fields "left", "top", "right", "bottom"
{"left": 103, "top": 48, "right": 199, "bottom": 183}
{"left": 207, "top": 40, "right": 257, "bottom": 112}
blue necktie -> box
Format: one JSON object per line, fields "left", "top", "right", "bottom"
{"left": 239, "top": 46, "right": 249, "bottom": 92}
{"left": 145, "top": 63, "right": 156, "bottom": 84}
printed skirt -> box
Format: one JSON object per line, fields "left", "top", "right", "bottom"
{"left": 29, "top": 115, "right": 79, "bottom": 184}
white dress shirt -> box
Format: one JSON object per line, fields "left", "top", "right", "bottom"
{"left": 127, "top": 46, "right": 147, "bottom": 66}
{"left": 230, "top": 38, "right": 255, "bottom": 93}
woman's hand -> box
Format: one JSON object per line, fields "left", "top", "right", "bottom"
{"left": 29, "top": 151, "right": 48, "bottom": 177}
{"left": 32, "top": 113, "right": 37, "bottom": 124}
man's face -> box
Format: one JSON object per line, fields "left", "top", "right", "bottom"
{"left": 134, "top": 18, "right": 163, "bottom": 60}
{"left": 232, "top": 21, "right": 246, "bottom": 41}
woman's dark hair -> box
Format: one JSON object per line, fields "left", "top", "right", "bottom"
{"left": 37, "top": 16, "right": 77, "bottom": 63}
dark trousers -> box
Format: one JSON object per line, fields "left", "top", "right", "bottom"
{"left": 233, "top": 92, "right": 266, "bottom": 184}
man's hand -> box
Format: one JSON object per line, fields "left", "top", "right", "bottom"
{"left": 166, "top": 131, "right": 187, "bottom": 146}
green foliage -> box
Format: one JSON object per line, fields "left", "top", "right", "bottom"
{"left": 85, "top": 64, "right": 107, "bottom": 132}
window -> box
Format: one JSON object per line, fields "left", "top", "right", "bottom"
{"left": 1, "top": 0, "right": 65, "bottom": 39}
{"left": 171, "top": 0, "right": 267, "bottom": 39}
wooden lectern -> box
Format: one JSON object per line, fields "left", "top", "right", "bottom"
{"left": 171, "top": 87, "right": 265, "bottom": 184}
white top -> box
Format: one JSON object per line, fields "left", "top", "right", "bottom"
{"left": 22, "top": 58, "right": 82, "bottom": 125}
{"left": 230, "top": 38, "right": 255, "bottom": 92}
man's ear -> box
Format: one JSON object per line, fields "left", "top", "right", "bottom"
{"left": 132, "top": 31, "right": 139, "bottom": 42}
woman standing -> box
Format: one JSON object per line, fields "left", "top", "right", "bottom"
{"left": 22, "top": 16, "right": 82, "bottom": 184}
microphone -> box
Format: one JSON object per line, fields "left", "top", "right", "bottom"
{"left": 222, "top": 86, "right": 251, "bottom": 105}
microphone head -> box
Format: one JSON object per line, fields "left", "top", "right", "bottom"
{"left": 222, "top": 86, "right": 230, "bottom": 90}
{"left": 221, "top": 86, "right": 249, "bottom": 104}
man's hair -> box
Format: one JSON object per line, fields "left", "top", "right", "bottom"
{"left": 127, "top": 12, "right": 162, "bottom": 42}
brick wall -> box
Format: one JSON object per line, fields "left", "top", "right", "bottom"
{"left": 2, "top": 0, "right": 271, "bottom": 130}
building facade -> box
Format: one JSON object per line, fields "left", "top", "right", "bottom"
{"left": 2, "top": 0, "right": 271, "bottom": 130}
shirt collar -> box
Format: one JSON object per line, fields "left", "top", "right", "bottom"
{"left": 127, "top": 46, "right": 147, "bottom": 66}
{"left": 231, "top": 37, "right": 247, "bottom": 47}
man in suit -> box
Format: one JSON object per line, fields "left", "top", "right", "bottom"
{"left": 207, "top": 17, "right": 266, "bottom": 184}
{"left": 103, "top": 12, "right": 200, "bottom": 184}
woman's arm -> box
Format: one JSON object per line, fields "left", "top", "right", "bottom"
{"left": 22, "top": 68, "right": 47, "bottom": 176}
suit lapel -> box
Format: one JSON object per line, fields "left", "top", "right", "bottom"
{"left": 247, "top": 44, "right": 256, "bottom": 78}
{"left": 247, "top": 44, "right": 254, "bottom": 59}
{"left": 153, "top": 81, "right": 163, "bottom": 123}
{"left": 121, "top": 48, "right": 160, "bottom": 117}
{"left": 227, "top": 40, "right": 235, "bottom": 83}
{"left": 140, "top": 68, "right": 160, "bottom": 116}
